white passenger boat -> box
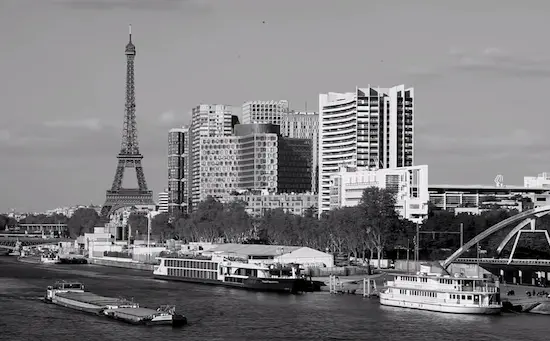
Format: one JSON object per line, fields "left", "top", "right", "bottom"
{"left": 380, "top": 263, "right": 502, "bottom": 315}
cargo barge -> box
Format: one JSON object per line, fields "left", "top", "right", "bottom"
{"left": 45, "top": 280, "right": 187, "bottom": 326}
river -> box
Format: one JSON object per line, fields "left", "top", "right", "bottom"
{"left": 0, "top": 257, "right": 547, "bottom": 341}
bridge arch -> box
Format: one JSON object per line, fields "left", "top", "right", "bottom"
{"left": 441, "top": 205, "right": 550, "bottom": 269}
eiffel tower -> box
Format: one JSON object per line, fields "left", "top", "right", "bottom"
{"left": 100, "top": 25, "right": 154, "bottom": 223}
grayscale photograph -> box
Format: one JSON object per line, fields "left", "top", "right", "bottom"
{"left": 0, "top": 0, "right": 549, "bottom": 340}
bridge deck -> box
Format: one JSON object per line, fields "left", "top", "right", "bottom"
{"left": 455, "top": 258, "right": 550, "bottom": 266}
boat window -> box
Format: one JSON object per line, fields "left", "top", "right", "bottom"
{"left": 467, "top": 295, "right": 472, "bottom": 300}
{"left": 461, "top": 295, "right": 466, "bottom": 300}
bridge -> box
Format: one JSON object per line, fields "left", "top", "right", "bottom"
{"left": 8, "top": 224, "right": 68, "bottom": 234}
{"left": 438, "top": 205, "right": 550, "bottom": 285}
{"left": 0, "top": 237, "right": 73, "bottom": 251}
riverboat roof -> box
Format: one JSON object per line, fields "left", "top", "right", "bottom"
{"left": 205, "top": 243, "right": 302, "bottom": 257}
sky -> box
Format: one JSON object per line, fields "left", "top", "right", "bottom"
{"left": 2, "top": 0, "right": 550, "bottom": 212}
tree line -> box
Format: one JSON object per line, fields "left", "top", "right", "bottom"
{"left": 3, "top": 187, "right": 550, "bottom": 260}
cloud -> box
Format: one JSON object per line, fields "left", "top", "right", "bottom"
{"left": 156, "top": 110, "right": 192, "bottom": 127}
{"left": 158, "top": 110, "right": 177, "bottom": 125}
{"left": 417, "top": 128, "right": 548, "bottom": 159}
{"left": 43, "top": 118, "right": 105, "bottom": 131}
{"left": 406, "top": 47, "right": 550, "bottom": 80}
{"left": 53, "top": 0, "right": 210, "bottom": 11}
{"left": 0, "top": 128, "right": 60, "bottom": 148}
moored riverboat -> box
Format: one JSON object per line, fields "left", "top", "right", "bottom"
{"left": 379, "top": 264, "right": 502, "bottom": 315}
{"left": 153, "top": 252, "right": 316, "bottom": 294}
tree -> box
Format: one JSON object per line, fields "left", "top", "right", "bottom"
{"left": 66, "top": 208, "right": 100, "bottom": 238}
{"left": 0, "top": 215, "right": 17, "bottom": 230}
{"left": 127, "top": 212, "right": 148, "bottom": 237}
{"left": 357, "top": 187, "right": 401, "bottom": 268}
{"left": 151, "top": 212, "right": 173, "bottom": 242}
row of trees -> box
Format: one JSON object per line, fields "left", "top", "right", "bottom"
{"left": 3, "top": 187, "right": 550, "bottom": 260}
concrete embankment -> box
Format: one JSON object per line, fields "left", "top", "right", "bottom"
{"left": 87, "top": 257, "right": 154, "bottom": 271}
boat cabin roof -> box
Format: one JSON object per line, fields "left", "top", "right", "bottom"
{"left": 397, "top": 274, "right": 492, "bottom": 282}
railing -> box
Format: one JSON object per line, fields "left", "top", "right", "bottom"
{"left": 386, "top": 281, "right": 499, "bottom": 293}
{"left": 456, "top": 258, "right": 550, "bottom": 266}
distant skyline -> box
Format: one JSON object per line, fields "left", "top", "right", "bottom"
{"left": 2, "top": 0, "right": 550, "bottom": 212}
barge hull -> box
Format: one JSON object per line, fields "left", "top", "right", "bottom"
{"left": 153, "top": 275, "right": 311, "bottom": 293}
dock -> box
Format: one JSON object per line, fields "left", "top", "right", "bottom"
{"left": 325, "top": 274, "right": 385, "bottom": 297}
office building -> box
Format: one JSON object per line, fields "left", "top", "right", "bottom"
{"left": 281, "top": 111, "right": 319, "bottom": 193}
{"left": 524, "top": 172, "right": 550, "bottom": 188}
{"left": 199, "top": 124, "right": 312, "bottom": 202}
{"left": 189, "top": 104, "right": 234, "bottom": 209}
{"left": 242, "top": 100, "right": 289, "bottom": 125}
{"left": 318, "top": 85, "right": 414, "bottom": 213}
{"left": 225, "top": 190, "right": 318, "bottom": 217}
{"left": 167, "top": 127, "right": 189, "bottom": 215}
{"left": 429, "top": 184, "right": 550, "bottom": 213}
{"left": 329, "top": 165, "right": 428, "bottom": 224}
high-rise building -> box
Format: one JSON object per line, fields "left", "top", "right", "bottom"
{"left": 241, "top": 100, "right": 289, "bottom": 125}
{"left": 199, "top": 124, "right": 312, "bottom": 201}
{"left": 157, "top": 190, "right": 169, "bottom": 213}
{"left": 189, "top": 104, "right": 234, "bottom": 209}
{"left": 167, "top": 126, "right": 189, "bottom": 215}
{"left": 280, "top": 111, "right": 318, "bottom": 139}
{"left": 318, "top": 85, "right": 414, "bottom": 214}
{"left": 280, "top": 111, "right": 319, "bottom": 193}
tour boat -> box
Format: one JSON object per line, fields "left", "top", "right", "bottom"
{"left": 154, "top": 252, "right": 315, "bottom": 294}
{"left": 379, "top": 263, "right": 502, "bottom": 315}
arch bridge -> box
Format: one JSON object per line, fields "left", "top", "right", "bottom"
{"left": 441, "top": 205, "right": 550, "bottom": 269}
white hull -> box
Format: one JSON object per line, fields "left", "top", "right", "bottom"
{"left": 379, "top": 295, "right": 501, "bottom": 315}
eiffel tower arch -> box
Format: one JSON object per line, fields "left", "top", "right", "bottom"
{"left": 100, "top": 25, "right": 154, "bottom": 223}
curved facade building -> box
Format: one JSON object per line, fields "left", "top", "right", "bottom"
{"left": 318, "top": 85, "right": 414, "bottom": 214}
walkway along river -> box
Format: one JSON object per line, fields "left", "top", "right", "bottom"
{"left": 0, "top": 257, "right": 548, "bottom": 341}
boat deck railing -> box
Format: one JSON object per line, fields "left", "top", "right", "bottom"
{"left": 386, "top": 281, "right": 499, "bottom": 293}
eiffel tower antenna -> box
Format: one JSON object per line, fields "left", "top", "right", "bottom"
{"left": 100, "top": 25, "right": 154, "bottom": 223}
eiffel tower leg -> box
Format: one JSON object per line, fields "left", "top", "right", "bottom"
{"left": 100, "top": 205, "right": 113, "bottom": 222}
{"left": 111, "top": 159, "right": 126, "bottom": 191}
{"left": 134, "top": 159, "right": 149, "bottom": 191}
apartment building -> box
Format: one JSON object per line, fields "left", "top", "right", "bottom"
{"left": 329, "top": 165, "right": 428, "bottom": 224}
{"left": 318, "top": 85, "right": 414, "bottom": 214}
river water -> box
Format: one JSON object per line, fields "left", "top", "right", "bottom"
{"left": 0, "top": 257, "right": 547, "bottom": 341}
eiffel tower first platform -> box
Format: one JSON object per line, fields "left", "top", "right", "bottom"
{"left": 100, "top": 25, "right": 154, "bottom": 223}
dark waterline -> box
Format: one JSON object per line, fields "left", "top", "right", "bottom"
{"left": 0, "top": 257, "right": 548, "bottom": 341}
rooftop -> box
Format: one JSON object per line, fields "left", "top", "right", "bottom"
{"left": 205, "top": 243, "right": 302, "bottom": 257}
{"left": 429, "top": 184, "right": 550, "bottom": 193}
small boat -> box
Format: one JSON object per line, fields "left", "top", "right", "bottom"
{"left": 41, "top": 252, "right": 60, "bottom": 264}
{"left": 45, "top": 280, "right": 187, "bottom": 326}
{"left": 379, "top": 263, "right": 502, "bottom": 315}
